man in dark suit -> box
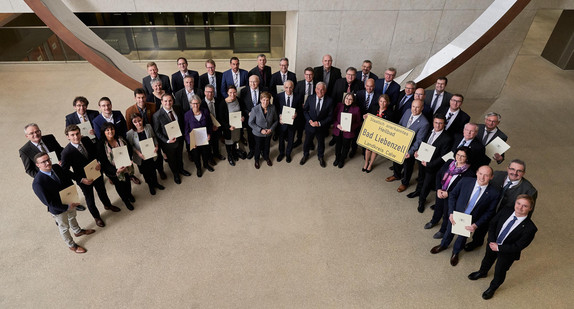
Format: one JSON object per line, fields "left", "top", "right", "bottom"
{"left": 269, "top": 57, "right": 297, "bottom": 99}
{"left": 65, "top": 96, "right": 99, "bottom": 138}
{"left": 198, "top": 59, "right": 223, "bottom": 99}
{"left": 356, "top": 78, "right": 379, "bottom": 117}
{"left": 92, "top": 97, "right": 128, "bottom": 140}
{"left": 201, "top": 84, "right": 226, "bottom": 163}
{"left": 276, "top": 80, "right": 300, "bottom": 163}
{"left": 386, "top": 99, "right": 430, "bottom": 192}
{"left": 424, "top": 77, "right": 452, "bottom": 118}
{"left": 430, "top": 166, "right": 500, "bottom": 266}
{"left": 249, "top": 54, "right": 272, "bottom": 89}
{"left": 32, "top": 152, "right": 95, "bottom": 253}
{"left": 221, "top": 57, "right": 248, "bottom": 98}
{"left": 452, "top": 123, "right": 487, "bottom": 171}
{"left": 409, "top": 114, "right": 453, "bottom": 212}
{"left": 19, "top": 123, "right": 64, "bottom": 178}
{"left": 331, "top": 67, "right": 362, "bottom": 105}
{"left": 356, "top": 60, "right": 379, "bottom": 86}
{"left": 374, "top": 67, "right": 400, "bottom": 107}
{"left": 300, "top": 82, "right": 334, "bottom": 167}
{"left": 313, "top": 54, "right": 342, "bottom": 98}
{"left": 61, "top": 125, "right": 121, "bottom": 227}
{"left": 142, "top": 62, "right": 172, "bottom": 96}
{"left": 293, "top": 67, "right": 317, "bottom": 147}
{"left": 468, "top": 194, "right": 537, "bottom": 300}
{"left": 174, "top": 76, "right": 203, "bottom": 114}
{"left": 394, "top": 81, "right": 416, "bottom": 122}
{"left": 436, "top": 93, "right": 471, "bottom": 136}
{"left": 152, "top": 93, "right": 191, "bottom": 184}
{"left": 241, "top": 75, "right": 266, "bottom": 159}
{"left": 478, "top": 112, "right": 508, "bottom": 164}
{"left": 465, "top": 159, "right": 537, "bottom": 251}
{"left": 171, "top": 57, "right": 199, "bottom": 94}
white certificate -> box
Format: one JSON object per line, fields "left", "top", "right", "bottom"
{"left": 276, "top": 85, "right": 284, "bottom": 93}
{"left": 165, "top": 121, "right": 182, "bottom": 140}
{"left": 281, "top": 106, "right": 295, "bottom": 125}
{"left": 304, "top": 94, "right": 309, "bottom": 105}
{"left": 77, "top": 121, "right": 95, "bottom": 139}
{"left": 442, "top": 151, "right": 454, "bottom": 162}
{"left": 112, "top": 145, "right": 131, "bottom": 168}
{"left": 59, "top": 185, "right": 79, "bottom": 205}
{"left": 139, "top": 138, "right": 157, "bottom": 160}
{"left": 236, "top": 86, "right": 246, "bottom": 97}
{"left": 210, "top": 114, "right": 221, "bottom": 127}
{"left": 48, "top": 151, "right": 59, "bottom": 164}
{"left": 83, "top": 159, "right": 101, "bottom": 180}
{"left": 189, "top": 127, "right": 209, "bottom": 148}
{"left": 229, "top": 111, "right": 243, "bottom": 128}
{"left": 340, "top": 112, "right": 352, "bottom": 132}
{"left": 485, "top": 137, "right": 510, "bottom": 160}
{"left": 452, "top": 211, "right": 472, "bottom": 237}
{"left": 416, "top": 142, "right": 436, "bottom": 162}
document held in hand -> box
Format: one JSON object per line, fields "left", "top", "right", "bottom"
{"left": 83, "top": 159, "right": 101, "bottom": 180}
{"left": 416, "top": 142, "right": 436, "bottom": 162}
{"left": 189, "top": 127, "right": 209, "bottom": 148}
{"left": 59, "top": 185, "right": 79, "bottom": 205}
{"left": 112, "top": 145, "right": 131, "bottom": 168}
{"left": 139, "top": 139, "right": 157, "bottom": 160}
{"left": 452, "top": 211, "right": 472, "bottom": 237}
{"left": 340, "top": 112, "right": 352, "bottom": 132}
{"left": 77, "top": 122, "right": 95, "bottom": 139}
{"left": 229, "top": 111, "right": 243, "bottom": 128}
{"left": 485, "top": 137, "right": 510, "bottom": 160}
{"left": 281, "top": 106, "right": 295, "bottom": 125}
{"left": 165, "top": 121, "right": 182, "bottom": 140}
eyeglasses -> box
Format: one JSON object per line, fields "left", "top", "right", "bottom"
{"left": 508, "top": 167, "right": 524, "bottom": 173}
{"left": 37, "top": 159, "right": 51, "bottom": 165}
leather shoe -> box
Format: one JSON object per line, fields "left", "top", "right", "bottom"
{"left": 338, "top": 160, "right": 344, "bottom": 168}
{"left": 397, "top": 184, "right": 408, "bottom": 192}
{"left": 217, "top": 154, "right": 226, "bottom": 160}
{"left": 328, "top": 138, "right": 336, "bottom": 146}
{"left": 482, "top": 287, "right": 496, "bottom": 300}
{"left": 266, "top": 159, "right": 273, "bottom": 167}
{"left": 125, "top": 202, "right": 134, "bottom": 211}
{"left": 430, "top": 245, "right": 446, "bottom": 254}
{"left": 286, "top": 155, "right": 292, "bottom": 163}
{"left": 433, "top": 231, "right": 444, "bottom": 239}
{"left": 255, "top": 161, "right": 260, "bottom": 169}
{"left": 104, "top": 205, "right": 121, "bottom": 212}
{"left": 74, "top": 229, "right": 95, "bottom": 237}
{"left": 333, "top": 159, "right": 339, "bottom": 167}
{"left": 293, "top": 139, "right": 302, "bottom": 148}
{"left": 300, "top": 155, "right": 308, "bottom": 165}
{"left": 319, "top": 157, "right": 326, "bottom": 168}
{"left": 174, "top": 176, "right": 181, "bottom": 184}
{"left": 468, "top": 271, "right": 487, "bottom": 281}
{"left": 128, "top": 195, "right": 136, "bottom": 203}
{"left": 155, "top": 184, "right": 165, "bottom": 190}
{"left": 430, "top": 204, "right": 436, "bottom": 210}
{"left": 407, "top": 191, "right": 420, "bottom": 198}
{"left": 69, "top": 244, "right": 87, "bottom": 254}
{"left": 450, "top": 253, "right": 459, "bottom": 266}
{"left": 424, "top": 221, "right": 435, "bottom": 229}
{"left": 197, "top": 169, "right": 203, "bottom": 177}
{"left": 464, "top": 242, "right": 481, "bottom": 252}
{"left": 205, "top": 166, "right": 215, "bottom": 172}
{"left": 158, "top": 170, "right": 167, "bottom": 180}
{"left": 247, "top": 151, "right": 254, "bottom": 159}
{"left": 76, "top": 205, "right": 86, "bottom": 211}
{"left": 277, "top": 154, "right": 284, "bottom": 162}
{"left": 149, "top": 187, "right": 156, "bottom": 195}
{"left": 417, "top": 204, "right": 425, "bottom": 213}
{"left": 95, "top": 218, "right": 105, "bottom": 227}
{"left": 228, "top": 158, "right": 235, "bottom": 166}
{"left": 181, "top": 170, "right": 191, "bottom": 177}
{"left": 385, "top": 175, "right": 399, "bottom": 182}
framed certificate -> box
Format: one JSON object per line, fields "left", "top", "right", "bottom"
{"left": 416, "top": 142, "right": 436, "bottom": 162}
{"left": 165, "top": 121, "right": 182, "bottom": 140}
{"left": 77, "top": 122, "right": 95, "bottom": 139}
{"left": 340, "top": 112, "right": 352, "bottom": 132}
{"left": 281, "top": 106, "right": 295, "bottom": 125}
{"left": 229, "top": 111, "right": 243, "bottom": 128}
{"left": 452, "top": 211, "right": 472, "bottom": 237}
{"left": 189, "top": 127, "right": 209, "bottom": 148}
{"left": 139, "top": 139, "right": 157, "bottom": 160}
{"left": 112, "top": 145, "right": 131, "bottom": 168}
{"left": 59, "top": 185, "right": 79, "bottom": 205}
{"left": 83, "top": 159, "right": 101, "bottom": 180}
{"left": 485, "top": 137, "right": 510, "bottom": 159}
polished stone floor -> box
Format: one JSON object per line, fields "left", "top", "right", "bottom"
{"left": 0, "top": 9, "right": 572, "bottom": 308}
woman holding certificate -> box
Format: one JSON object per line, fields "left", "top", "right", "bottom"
{"left": 424, "top": 146, "right": 474, "bottom": 238}
{"left": 97, "top": 123, "right": 136, "bottom": 210}
{"left": 146, "top": 79, "right": 166, "bottom": 111}
{"left": 332, "top": 93, "right": 362, "bottom": 168}
{"left": 248, "top": 92, "right": 278, "bottom": 169}
{"left": 362, "top": 94, "right": 394, "bottom": 173}
{"left": 126, "top": 114, "right": 165, "bottom": 195}
{"left": 218, "top": 85, "right": 247, "bottom": 166}
{"left": 184, "top": 95, "right": 215, "bottom": 177}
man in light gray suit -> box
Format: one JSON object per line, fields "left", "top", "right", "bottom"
{"left": 386, "top": 99, "right": 430, "bottom": 192}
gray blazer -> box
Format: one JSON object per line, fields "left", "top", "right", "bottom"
{"left": 248, "top": 104, "right": 278, "bottom": 137}
{"left": 126, "top": 124, "right": 157, "bottom": 165}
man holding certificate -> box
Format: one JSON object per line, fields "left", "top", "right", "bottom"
{"left": 276, "top": 80, "right": 300, "bottom": 163}
{"left": 430, "top": 166, "right": 500, "bottom": 266}
{"left": 32, "top": 152, "right": 95, "bottom": 254}
{"left": 65, "top": 96, "right": 99, "bottom": 140}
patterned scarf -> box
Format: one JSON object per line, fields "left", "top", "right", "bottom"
{"left": 441, "top": 160, "right": 470, "bottom": 191}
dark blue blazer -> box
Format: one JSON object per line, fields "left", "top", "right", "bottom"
{"left": 220, "top": 69, "right": 249, "bottom": 98}
{"left": 487, "top": 207, "right": 537, "bottom": 261}
{"left": 32, "top": 164, "right": 75, "bottom": 215}
{"left": 142, "top": 74, "right": 172, "bottom": 96}
{"left": 355, "top": 72, "right": 379, "bottom": 85}
{"left": 448, "top": 177, "right": 500, "bottom": 228}
{"left": 452, "top": 135, "right": 487, "bottom": 171}
{"left": 374, "top": 79, "right": 400, "bottom": 107}
{"left": 355, "top": 90, "right": 380, "bottom": 115}
{"left": 65, "top": 110, "right": 99, "bottom": 127}
{"left": 269, "top": 71, "right": 297, "bottom": 96}
{"left": 171, "top": 70, "right": 199, "bottom": 93}
{"left": 93, "top": 111, "right": 128, "bottom": 140}
{"left": 394, "top": 92, "right": 415, "bottom": 121}
{"left": 303, "top": 95, "right": 334, "bottom": 132}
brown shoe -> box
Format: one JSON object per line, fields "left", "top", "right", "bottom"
{"left": 397, "top": 184, "right": 408, "bottom": 192}
{"left": 95, "top": 218, "right": 105, "bottom": 227}
{"left": 450, "top": 253, "right": 459, "bottom": 266}
{"left": 266, "top": 159, "right": 273, "bottom": 166}
{"left": 74, "top": 229, "right": 96, "bottom": 237}
{"left": 430, "top": 245, "right": 446, "bottom": 254}
{"left": 104, "top": 205, "right": 121, "bottom": 212}
{"left": 69, "top": 244, "right": 87, "bottom": 254}
{"left": 386, "top": 175, "right": 399, "bottom": 182}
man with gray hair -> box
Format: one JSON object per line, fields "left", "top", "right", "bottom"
{"left": 20, "top": 123, "right": 64, "bottom": 178}
{"left": 249, "top": 54, "right": 272, "bottom": 89}
{"left": 313, "top": 54, "right": 342, "bottom": 98}
{"left": 477, "top": 112, "right": 508, "bottom": 164}
{"left": 270, "top": 57, "right": 297, "bottom": 96}
{"left": 451, "top": 122, "right": 487, "bottom": 171}
{"left": 300, "top": 82, "right": 334, "bottom": 167}
{"left": 356, "top": 60, "right": 379, "bottom": 85}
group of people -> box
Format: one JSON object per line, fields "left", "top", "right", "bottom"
{"left": 20, "top": 54, "right": 539, "bottom": 299}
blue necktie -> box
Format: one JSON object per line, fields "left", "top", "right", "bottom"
{"left": 465, "top": 186, "right": 481, "bottom": 214}
{"left": 497, "top": 216, "right": 517, "bottom": 244}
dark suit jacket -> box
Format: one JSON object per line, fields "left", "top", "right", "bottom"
{"left": 294, "top": 80, "right": 317, "bottom": 102}
{"left": 331, "top": 78, "right": 362, "bottom": 104}
{"left": 374, "top": 79, "right": 400, "bottom": 107}
{"left": 276, "top": 92, "right": 302, "bottom": 131}
{"left": 217, "top": 101, "right": 247, "bottom": 140}
{"left": 97, "top": 137, "right": 133, "bottom": 178}
{"left": 174, "top": 88, "right": 205, "bottom": 114}
{"left": 437, "top": 106, "right": 471, "bottom": 136}
{"left": 452, "top": 135, "right": 487, "bottom": 171}
{"left": 355, "top": 72, "right": 379, "bottom": 84}
{"left": 221, "top": 69, "right": 249, "bottom": 98}
{"left": 20, "top": 134, "right": 64, "bottom": 178}
{"left": 198, "top": 72, "right": 223, "bottom": 97}
{"left": 61, "top": 137, "right": 101, "bottom": 183}
{"left": 421, "top": 131, "right": 453, "bottom": 172}
{"left": 152, "top": 106, "right": 185, "bottom": 144}
{"left": 435, "top": 159, "right": 475, "bottom": 191}
{"left": 477, "top": 124, "right": 508, "bottom": 164}
{"left": 32, "top": 164, "right": 75, "bottom": 215}
{"left": 142, "top": 74, "right": 172, "bottom": 96}
{"left": 490, "top": 171, "right": 538, "bottom": 213}
{"left": 249, "top": 65, "right": 272, "bottom": 89}
{"left": 487, "top": 207, "right": 537, "bottom": 261}
{"left": 269, "top": 71, "right": 297, "bottom": 96}
{"left": 424, "top": 90, "right": 452, "bottom": 116}
{"left": 240, "top": 87, "right": 264, "bottom": 116}
{"left": 171, "top": 70, "right": 199, "bottom": 93}
{"left": 125, "top": 103, "right": 157, "bottom": 131}
{"left": 65, "top": 110, "right": 99, "bottom": 127}
{"left": 448, "top": 177, "right": 500, "bottom": 228}
{"left": 313, "top": 66, "right": 342, "bottom": 97}
{"left": 355, "top": 90, "right": 380, "bottom": 116}
{"left": 399, "top": 111, "right": 430, "bottom": 156}
{"left": 93, "top": 111, "right": 128, "bottom": 140}
{"left": 394, "top": 92, "right": 415, "bottom": 122}
{"left": 303, "top": 95, "right": 334, "bottom": 132}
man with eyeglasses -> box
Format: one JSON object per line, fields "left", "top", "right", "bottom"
{"left": 436, "top": 93, "right": 470, "bottom": 136}
{"left": 424, "top": 77, "right": 452, "bottom": 115}
{"left": 394, "top": 81, "right": 417, "bottom": 122}
{"left": 375, "top": 67, "right": 400, "bottom": 107}
{"left": 464, "top": 159, "right": 537, "bottom": 252}
{"left": 171, "top": 57, "right": 199, "bottom": 94}
{"left": 198, "top": 59, "right": 223, "bottom": 98}
{"left": 477, "top": 112, "right": 508, "bottom": 164}
{"left": 19, "top": 124, "right": 64, "bottom": 177}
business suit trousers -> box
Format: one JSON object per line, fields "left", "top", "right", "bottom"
{"left": 431, "top": 196, "right": 450, "bottom": 234}
{"left": 155, "top": 147, "right": 165, "bottom": 173}
{"left": 416, "top": 167, "right": 438, "bottom": 204}
{"left": 393, "top": 156, "right": 416, "bottom": 186}
{"left": 51, "top": 209, "right": 82, "bottom": 247}
{"left": 161, "top": 139, "right": 184, "bottom": 175}
{"left": 209, "top": 129, "right": 223, "bottom": 157}
{"left": 479, "top": 246, "right": 516, "bottom": 290}
{"left": 190, "top": 145, "right": 211, "bottom": 169}
{"left": 468, "top": 222, "right": 489, "bottom": 248}
{"left": 247, "top": 127, "right": 256, "bottom": 153}
{"left": 334, "top": 134, "right": 352, "bottom": 161}
{"left": 304, "top": 127, "right": 327, "bottom": 158}
{"left": 295, "top": 115, "right": 305, "bottom": 141}
{"left": 109, "top": 175, "right": 132, "bottom": 205}
{"left": 137, "top": 158, "right": 158, "bottom": 187}
{"left": 78, "top": 177, "right": 111, "bottom": 219}
{"left": 254, "top": 135, "right": 271, "bottom": 161}
{"left": 278, "top": 125, "right": 295, "bottom": 156}
{"left": 440, "top": 222, "right": 468, "bottom": 254}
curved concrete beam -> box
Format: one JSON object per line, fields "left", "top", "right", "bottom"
{"left": 23, "top": 0, "right": 145, "bottom": 90}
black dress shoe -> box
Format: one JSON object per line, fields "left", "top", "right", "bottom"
{"left": 155, "top": 184, "right": 165, "bottom": 190}
{"left": 149, "top": 187, "right": 156, "bottom": 195}
{"left": 319, "top": 157, "right": 326, "bottom": 168}
{"left": 238, "top": 149, "right": 247, "bottom": 160}
{"left": 286, "top": 155, "right": 292, "bottom": 163}
{"left": 128, "top": 195, "right": 136, "bottom": 203}
{"left": 482, "top": 287, "right": 496, "bottom": 300}
{"left": 209, "top": 159, "right": 216, "bottom": 166}
{"left": 430, "top": 204, "right": 436, "bottom": 210}
{"left": 197, "top": 169, "right": 203, "bottom": 178}
{"left": 464, "top": 242, "right": 481, "bottom": 252}
{"left": 125, "top": 201, "right": 134, "bottom": 211}
{"left": 266, "top": 159, "right": 273, "bottom": 166}
{"left": 300, "top": 155, "right": 308, "bottom": 165}
{"left": 338, "top": 160, "right": 344, "bottom": 168}
{"left": 181, "top": 170, "right": 192, "bottom": 177}
{"left": 254, "top": 160, "right": 260, "bottom": 169}
{"left": 362, "top": 168, "right": 367, "bottom": 172}
{"left": 333, "top": 159, "right": 339, "bottom": 166}
{"left": 407, "top": 191, "right": 420, "bottom": 198}
{"left": 95, "top": 218, "right": 105, "bottom": 227}
{"left": 158, "top": 170, "right": 167, "bottom": 180}
{"left": 293, "top": 140, "right": 302, "bottom": 148}
{"left": 205, "top": 165, "right": 215, "bottom": 172}
{"left": 228, "top": 158, "right": 236, "bottom": 166}
{"left": 450, "top": 253, "right": 459, "bottom": 266}
{"left": 247, "top": 151, "right": 254, "bottom": 159}
{"left": 174, "top": 177, "right": 181, "bottom": 184}
{"left": 468, "top": 271, "right": 487, "bottom": 280}
{"left": 430, "top": 245, "right": 446, "bottom": 254}
{"left": 277, "top": 154, "right": 284, "bottom": 162}
{"left": 217, "top": 154, "right": 226, "bottom": 160}
{"left": 328, "top": 137, "right": 336, "bottom": 146}
{"left": 104, "top": 205, "right": 121, "bottom": 212}
{"left": 366, "top": 168, "right": 372, "bottom": 173}
{"left": 417, "top": 204, "right": 425, "bottom": 213}
{"left": 424, "top": 221, "right": 435, "bottom": 229}
{"left": 76, "top": 205, "right": 86, "bottom": 211}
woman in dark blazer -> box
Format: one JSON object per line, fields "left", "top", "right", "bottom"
{"left": 332, "top": 93, "right": 362, "bottom": 168}
{"left": 97, "top": 122, "right": 136, "bottom": 210}
{"left": 362, "top": 94, "right": 393, "bottom": 172}
{"left": 217, "top": 85, "right": 247, "bottom": 166}
{"left": 424, "top": 146, "right": 474, "bottom": 238}
{"left": 248, "top": 92, "right": 278, "bottom": 169}
{"left": 184, "top": 95, "right": 215, "bottom": 177}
